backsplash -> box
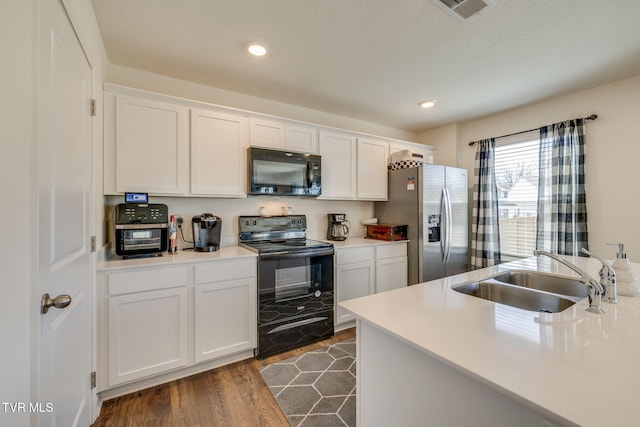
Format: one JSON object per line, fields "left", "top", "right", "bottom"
{"left": 105, "top": 195, "right": 374, "bottom": 249}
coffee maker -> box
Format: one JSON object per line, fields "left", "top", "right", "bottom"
{"left": 327, "top": 213, "right": 350, "bottom": 241}
{"left": 192, "top": 213, "right": 222, "bottom": 252}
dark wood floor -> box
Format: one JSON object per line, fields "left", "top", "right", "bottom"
{"left": 92, "top": 328, "right": 355, "bottom": 427}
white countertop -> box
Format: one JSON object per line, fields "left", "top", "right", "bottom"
{"left": 340, "top": 256, "right": 640, "bottom": 427}
{"left": 97, "top": 238, "right": 402, "bottom": 271}
{"left": 97, "top": 246, "right": 257, "bottom": 271}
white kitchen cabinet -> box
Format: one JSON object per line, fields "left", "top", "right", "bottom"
{"left": 318, "top": 131, "right": 357, "bottom": 200}
{"left": 335, "top": 242, "right": 408, "bottom": 326}
{"left": 285, "top": 122, "right": 319, "bottom": 154}
{"left": 103, "top": 84, "right": 431, "bottom": 198}
{"left": 98, "top": 254, "right": 258, "bottom": 395}
{"left": 375, "top": 243, "right": 408, "bottom": 293}
{"left": 106, "top": 266, "right": 189, "bottom": 387}
{"left": 193, "top": 259, "right": 257, "bottom": 363}
{"left": 335, "top": 246, "right": 375, "bottom": 325}
{"left": 191, "top": 108, "right": 248, "bottom": 197}
{"left": 250, "top": 117, "right": 319, "bottom": 154}
{"left": 114, "top": 94, "right": 189, "bottom": 195}
{"left": 357, "top": 137, "right": 389, "bottom": 200}
{"left": 249, "top": 117, "right": 285, "bottom": 150}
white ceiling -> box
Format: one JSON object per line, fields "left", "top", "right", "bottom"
{"left": 90, "top": 0, "right": 640, "bottom": 133}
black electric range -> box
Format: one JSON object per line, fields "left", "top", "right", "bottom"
{"left": 239, "top": 215, "right": 335, "bottom": 358}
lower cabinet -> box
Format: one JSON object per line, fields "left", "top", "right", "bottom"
{"left": 335, "top": 242, "right": 408, "bottom": 326}
{"left": 108, "top": 286, "right": 189, "bottom": 386}
{"left": 375, "top": 244, "right": 408, "bottom": 293}
{"left": 194, "top": 261, "right": 257, "bottom": 363}
{"left": 106, "top": 265, "right": 190, "bottom": 387}
{"left": 99, "top": 257, "right": 257, "bottom": 393}
{"left": 336, "top": 259, "right": 375, "bottom": 324}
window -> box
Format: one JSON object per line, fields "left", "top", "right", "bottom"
{"left": 494, "top": 131, "right": 539, "bottom": 258}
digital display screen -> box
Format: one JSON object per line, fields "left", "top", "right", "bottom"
{"left": 131, "top": 230, "right": 153, "bottom": 239}
{"left": 271, "top": 218, "right": 288, "bottom": 226}
{"left": 125, "top": 192, "right": 149, "bottom": 203}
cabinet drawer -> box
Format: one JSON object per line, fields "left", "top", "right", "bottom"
{"left": 194, "top": 259, "right": 256, "bottom": 284}
{"left": 337, "top": 246, "right": 375, "bottom": 265}
{"left": 376, "top": 243, "right": 407, "bottom": 260}
{"left": 108, "top": 266, "right": 189, "bottom": 296}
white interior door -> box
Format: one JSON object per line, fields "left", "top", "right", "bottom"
{"left": 37, "top": 0, "right": 93, "bottom": 425}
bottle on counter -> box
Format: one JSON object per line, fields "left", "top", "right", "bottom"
{"left": 168, "top": 214, "right": 178, "bottom": 255}
{"left": 609, "top": 243, "right": 638, "bottom": 296}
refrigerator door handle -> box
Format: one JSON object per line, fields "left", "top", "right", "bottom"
{"left": 443, "top": 187, "right": 452, "bottom": 264}
{"left": 440, "top": 188, "right": 448, "bottom": 262}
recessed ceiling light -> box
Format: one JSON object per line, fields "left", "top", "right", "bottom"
{"left": 419, "top": 100, "right": 436, "bottom": 109}
{"left": 247, "top": 43, "right": 268, "bottom": 57}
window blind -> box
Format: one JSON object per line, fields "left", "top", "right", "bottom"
{"left": 494, "top": 131, "right": 539, "bottom": 258}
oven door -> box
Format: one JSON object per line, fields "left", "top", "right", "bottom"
{"left": 258, "top": 247, "right": 334, "bottom": 325}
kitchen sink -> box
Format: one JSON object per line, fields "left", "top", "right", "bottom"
{"left": 490, "top": 270, "right": 588, "bottom": 302}
{"left": 452, "top": 279, "right": 577, "bottom": 313}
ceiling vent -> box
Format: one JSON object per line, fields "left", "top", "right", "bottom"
{"left": 432, "top": 0, "right": 496, "bottom": 21}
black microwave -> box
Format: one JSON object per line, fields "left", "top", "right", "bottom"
{"left": 248, "top": 147, "right": 321, "bottom": 196}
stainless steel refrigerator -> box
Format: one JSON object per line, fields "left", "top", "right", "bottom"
{"left": 375, "top": 164, "right": 469, "bottom": 285}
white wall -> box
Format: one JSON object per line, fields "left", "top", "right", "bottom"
{"left": 1, "top": 2, "right": 32, "bottom": 425}
{"left": 419, "top": 74, "right": 640, "bottom": 259}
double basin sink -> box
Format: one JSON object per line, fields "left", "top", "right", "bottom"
{"left": 452, "top": 270, "right": 589, "bottom": 313}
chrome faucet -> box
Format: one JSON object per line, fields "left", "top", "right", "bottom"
{"left": 581, "top": 248, "right": 618, "bottom": 304}
{"left": 533, "top": 250, "right": 605, "bottom": 314}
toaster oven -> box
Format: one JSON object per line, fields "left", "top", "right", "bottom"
{"left": 113, "top": 203, "right": 169, "bottom": 257}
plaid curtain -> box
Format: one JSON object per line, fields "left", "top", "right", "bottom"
{"left": 471, "top": 139, "right": 501, "bottom": 268}
{"left": 536, "top": 119, "right": 589, "bottom": 256}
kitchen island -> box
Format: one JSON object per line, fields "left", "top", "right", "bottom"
{"left": 339, "top": 256, "right": 640, "bottom": 427}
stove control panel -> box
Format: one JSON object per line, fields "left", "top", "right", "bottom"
{"left": 239, "top": 215, "right": 306, "bottom": 232}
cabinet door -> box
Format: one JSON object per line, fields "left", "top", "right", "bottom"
{"left": 249, "top": 117, "right": 285, "bottom": 149}
{"left": 115, "top": 95, "right": 189, "bottom": 194}
{"left": 191, "top": 109, "right": 248, "bottom": 196}
{"left": 318, "top": 131, "right": 357, "bottom": 200}
{"left": 336, "top": 261, "right": 374, "bottom": 324}
{"left": 108, "top": 287, "right": 188, "bottom": 386}
{"left": 194, "top": 277, "right": 257, "bottom": 363}
{"left": 376, "top": 257, "right": 408, "bottom": 293}
{"left": 357, "top": 138, "right": 389, "bottom": 200}
{"left": 286, "top": 123, "right": 318, "bottom": 154}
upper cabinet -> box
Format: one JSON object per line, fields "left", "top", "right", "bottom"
{"left": 356, "top": 138, "right": 389, "bottom": 201}
{"left": 249, "top": 117, "right": 319, "bottom": 154}
{"left": 104, "top": 86, "right": 249, "bottom": 198}
{"left": 191, "top": 109, "right": 248, "bottom": 197}
{"left": 318, "top": 132, "right": 389, "bottom": 201}
{"left": 318, "top": 131, "right": 357, "bottom": 200}
{"left": 103, "top": 84, "right": 432, "bottom": 199}
{"left": 285, "top": 123, "right": 318, "bottom": 154}
{"left": 249, "top": 117, "right": 285, "bottom": 150}
{"left": 113, "top": 95, "right": 189, "bottom": 195}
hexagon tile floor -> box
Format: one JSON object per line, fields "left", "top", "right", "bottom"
{"left": 259, "top": 339, "right": 356, "bottom": 427}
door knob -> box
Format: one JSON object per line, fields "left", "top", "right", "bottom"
{"left": 41, "top": 293, "right": 72, "bottom": 314}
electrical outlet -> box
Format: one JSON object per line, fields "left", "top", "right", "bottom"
{"left": 176, "top": 215, "right": 183, "bottom": 225}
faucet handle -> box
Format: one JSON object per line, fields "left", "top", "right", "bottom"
{"left": 582, "top": 248, "right": 618, "bottom": 304}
